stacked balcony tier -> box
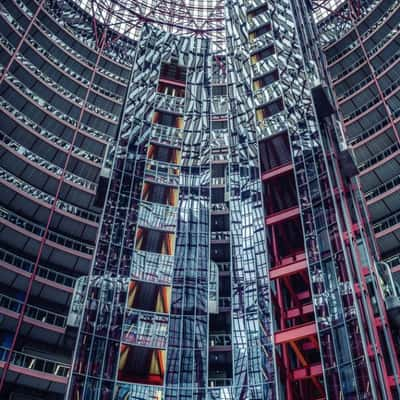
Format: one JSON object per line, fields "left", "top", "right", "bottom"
{"left": 323, "top": 0, "right": 400, "bottom": 280}
{"left": 0, "top": 0, "right": 131, "bottom": 397}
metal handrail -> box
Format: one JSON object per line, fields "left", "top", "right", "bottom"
{"left": 0, "top": 207, "right": 94, "bottom": 255}
{"left": 0, "top": 347, "right": 70, "bottom": 377}
{"left": 0, "top": 293, "right": 66, "bottom": 328}
{"left": 0, "top": 248, "right": 75, "bottom": 288}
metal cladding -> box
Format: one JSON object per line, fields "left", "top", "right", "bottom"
{"left": 0, "top": 0, "right": 400, "bottom": 399}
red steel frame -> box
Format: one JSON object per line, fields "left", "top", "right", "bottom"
{"left": 263, "top": 162, "right": 325, "bottom": 400}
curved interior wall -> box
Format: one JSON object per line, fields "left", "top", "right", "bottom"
{"left": 0, "top": 0, "right": 131, "bottom": 397}
{"left": 321, "top": 0, "right": 400, "bottom": 281}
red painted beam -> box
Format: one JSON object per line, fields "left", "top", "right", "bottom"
{"left": 270, "top": 258, "right": 307, "bottom": 280}
{"left": 262, "top": 163, "right": 293, "bottom": 181}
{"left": 286, "top": 303, "right": 314, "bottom": 319}
{"left": 292, "top": 363, "right": 323, "bottom": 380}
{"left": 275, "top": 322, "right": 317, "bottom": 344}
{"left": 158, "top": 77, "right": 186, "bottom": 88}
{"left": 266, "top": 206, "right": 300, "bottom": 225}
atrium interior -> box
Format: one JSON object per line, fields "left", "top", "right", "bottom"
{"left": 0, "top": 0, "right": 399, "bottom": 399}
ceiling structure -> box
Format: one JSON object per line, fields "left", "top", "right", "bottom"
{"left": 72, "top": 0, "right": 360, "bottom": 52}
{"left": 77, "top": 0, "right": 226, "bottom": 49}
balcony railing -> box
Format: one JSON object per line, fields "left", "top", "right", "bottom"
{"left": 211, "top": 96, "right": 228, "bottom": 115}
{"left": 211, "top": 231, "right": 230, "bottom": 241}
{"left": 209, "top": 334, "right": 232, "bottom": 346}
{"left": 384, "top": 254, "right": 400, "bottom": 269}
{"left": 348, "top": 108, "right": 400, "bottom": 146}
{"left": 0, "top": 293, "right": 66, "bottom": 328}
{"left": 0, "top": 168, "right": 99, "bottom": 223}
{"left": 0, "top": 248, "right": 76, "bottom": 288}
{"left": 217, "top": 262, "right": 230, "bottom": 272}
{"left": 138, "top": 202, "right": 177, "bottom": 232}
{"left": 249, "top": 30, "right": 273, "bottom": 53}
{"left": 248, "top": 12, "right": 270, "bottom": 32}
{"left": 150, "top": 124, "right": 183, "bottom": 148}
{"left": 364, "top": 175, "right": 400, "bottom": 201}
{"left": 0, "top": 208, "right": 94, "bottom": 255}
{"left": 219, "top": 297, "right": 231, "bottom": 308}
{"left": 0, "top": 131, "right": 97, "bottom": 191}
{"left": 123, "top": 310, "right": 168, "bottom": 349}
{"left": 144, "top": 159, "right": 180, "bottom": 186}
{"left": 208, "top": 378, "right": 232, "bottom": 387}
{"left": 5, "top": 74, "right": 112, "bottom": 142}
{"left": 211, "top": 203, "right": 229, "bottom": 212}
{"left": 358, "top": 142, "right": 400, "bottom": 172}
{"left": 211, "top": 177, "right": 225, "bottom": 186}
{"left": 374, "top": 209, "right": 400, "bottom": 234}
{"left": 0, "top": 347, "right": 70, "bottom": 378}
{"left": 154, "top": 92, "right": 185, "bottom": 114}
{"left": 257, "top": 110, "right": 287, "bottom": 137}
{"left": 0, "top": 99, "right": 102, "bottom": 165}
{"left": 251, "top": 55, "right": 277, "bottom": 78}
{"left": 327, "top": 1, "right": 399, "bottom": 65}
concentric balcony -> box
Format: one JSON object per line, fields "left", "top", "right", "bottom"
{"left": 25, "top": 0, "right": 133, "bottom": 68}
{"left": 0, "top": 207, "right": 92, "bottom": 273}
{"left": 325, "top": 0, "right": 399, "bottom": 66}
{"left": 0, "top": 168, "right": 98, "bottom": 242}
{"left": 328, "top": 22, "right": 400, "bottom": 82}
{"left": 373, "top": 209, "right": 400, "bottom": 254}
{"left": 1, "top": 74, "right": 111, "bottom": 152}
{"left": 0, "top": 348, "right": 69, "bottom": 393}
{"left": 324, "top": 0, "right": 400, "bottom": 269}
{"left": 0, "top": 247, "right": 75, "bottom": 305}
{"left": 0, "top": 131, "right": 97, "bottom": 210}
{"left": 0, "top": 99, "right": 102, "bottom": 180}
{"left": 2, "top": 0, "right": 127, "bottom": 93}
{"left": 0, "top": 13, "right": 123, "bottom": 104}
{"left": 0, "top": 0, "right": 128, "bottom": 396}
{"left": 0, "top": 293, "right": 67, "bottom": 344}
{"left": 0, "top": 34, "right": 121, "bottom": 115}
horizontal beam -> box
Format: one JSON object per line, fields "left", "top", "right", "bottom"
{"left": 266, "top": 206, "right": 300, "bottom": 225}
{"left": 286, "top": 303, "right": 314, "bottom": 319}
{"left": 292, "top": 363, "right": 323, "bottom": 380}
{"left": 262, "top": 163, "right": 293, "bottom": 181}
{"left": 270, "top": 258, "right": 307, "bottom": 280}
{"left": 275, "top": 322, "right": 317, "bottom": 344}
